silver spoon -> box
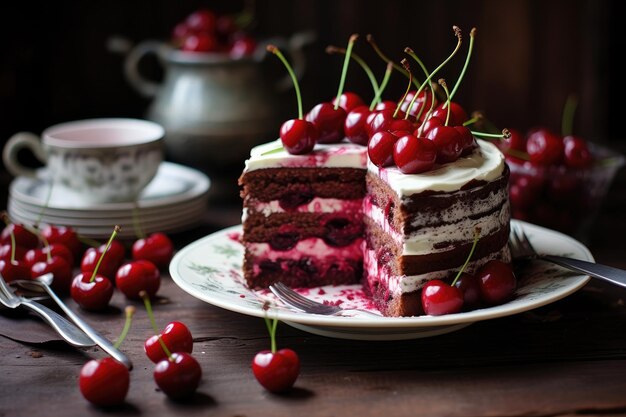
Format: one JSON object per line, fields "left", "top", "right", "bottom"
{"left": 15, "top": 274, "right": 133, "bottom": 369}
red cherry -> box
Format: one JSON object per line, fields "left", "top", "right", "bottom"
{"left": 419, "top": 115, "right": 444, "bottom": 137}
{"left": 81, "top": 247, "right": 120, "bottom": 280}
{"left": 70, "top": 272, "right": 114, "bottom": 311}
{"left": 344, "top": 105, "right": 371, "bottom": 145}
{"left": 132, "top": 233, "right": 174, "bottom": 270}
{"left": 31, "top": 256, "right": 73, "bottom": 293}
{"left": 79, "top": 358, "right": 129, "bottom": 407}
{"left": 497, "top": 128, "right": 526, "bottom": 158}
{"left": 279, "top": 119, "right": 317, "bottom": 155}
{"left": 426, "top": 125, "right": 463, "bottom": 163}
{"left": 185, "top": 9, "right": 217, "bottom": 33}
{"left": 368, "top": 131, "right": 398, "bottom": 167}
{"left": 563, "top": 135, "right": 593, "bottom": 168}
{"left": 0, "top": 243, "right": 27, "bottom": 263}
{"left": 0, "top": 259, "right": 30, "bottom": 283}
{"left": 305, "top": 102, "right": 347, "bottom": 144}
{"left": 421, "top": 279, "right": 464, "bottom": 316}
{"left": 252, "top": 348, "right": 300, "bottom": 393}
{"left": 24, "top": 243, "right": 74, "bottom": 268}
{"left": 145, "top": 321, "right": 193, "bottom": 364}
{"left": 103, "top": 240, "right": 125, "bottom": 268}
{"left": 367, "top": 109, "right": 410, "bottom": 136}
{"left": 401, "top": 90, "right": 435, "bottom": 121}
{"left": 509, "top": 175, "right": 542, "bottom": 209}
{"left": 333, "top": 92, "right": 365, "bottom": 112}
{"left": 374, "top": 100, "right": 397, "bottom": 111}
{"left": 0, "top": 223, "right": 38, "bottom": 249}
{"left": 229, "top": 35, "right": 257, "bottom": 59}
{"left": 476, "top": 260, "right": 517, "bottom": 305}
{"left": 453, "top": 273, "right": 482, "bottom": 310}
{"left": 181, "top": 32, "right": 218, "bottom": 53}
{"left": 526, "top": 129, "right": 564, "bottom": 166}
{"left": 41, "top": 225, "right": 83, "bottom": 260}
{"left": 115, "top": 260, "right": 161, "bottom": 299}
{"left": 455, "top": 125, "right": 477, "bottom": 155}
{"left": 154, "top": 352, "right": 202, "bottom": 400}
{"left": 393, "top": 135, "right": 437, "bottom": 174}
{"left": 430, "top": 102, "right": 468, "bottom": 126}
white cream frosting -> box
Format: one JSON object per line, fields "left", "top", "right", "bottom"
{"left": 243, "top": 139, "right": 368, "bottom": 172}
{"left": 369, "top": 139, "right": 505, "bottom": 195}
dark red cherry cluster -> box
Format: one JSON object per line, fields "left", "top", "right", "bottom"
{"left": 500, "top": 127, "right": 599, "bottom": 235}
{"left": 0, "top": 220, "right": 174, "bottom": 312}
{"left": 421, "top": 260, "right": 517, "bottom": 316}
{"left": 172, "top": 8, "right": 256, "bottom": 58}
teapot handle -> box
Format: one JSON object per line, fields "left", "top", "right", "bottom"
{"left": 124, "top": 41, "right": 167, "bottom": 98}
{"left": 257, "top": 31, "right": 316, "bottom": 92}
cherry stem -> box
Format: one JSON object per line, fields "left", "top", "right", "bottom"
{"left": 263, "top": 315, "right": 278, "bottom": 353}
{"left": 561, "top": 93, "right": 578, "bottom": 136}
{"left": 405, "top": 26, "right": 462, "bottom": 120}
{"left": 470, "top": 128, "right": 511, "bottom": 140}
{"left": 132, "top": 204, "right": 145, "bottom": 240}
{"left": 404, "top": 47, "right": 441, "bottom": 115}
{"left": 438, "top": 78, "right": 452, "bottom": 126}
{"left": 1, "top": 213, "right": 17, "bottom": 263}
{"left": 369, "top": 62, "right": 393, "bottom": 111}
{"left": 267, "top": 45, "right": 303, "bottom": 120}
{"left": 394, "top": 59, "right": 413, "bottom": 119}
{"left": 114, "top": 306, "right": 136, "bottom": 349}
{"left": 463, "top": 112, "right": 483, "bottom": 127}
{"left": 90, "top": 225, "right": 120, "bottom": 283}
{"left": 334, "top": 34, "right": 359, "bottom": 111}
{"left": 141, "top": 290, "right": 174, "bottom": 360}
{"left": 367, "top": 34, "right": 421, "bottom": 88}
{"left": 326, "top": 46, "right": 380, "bottom": 104}
{"left": 451, "top": 228, "right": 481, "bottom": 287}
{"left": 448, "top": 27, "right": 476, "bottom": 104}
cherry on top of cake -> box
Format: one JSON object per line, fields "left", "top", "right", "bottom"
{"left": 263, "top": 27, "right": 510, "bottom": 174}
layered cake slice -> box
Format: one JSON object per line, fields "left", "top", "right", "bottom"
{"left": 363, "top": 140, "right": 511, "bottom": 316}
{"left": 239, "top": 140, "right": 368, "bottom": 289}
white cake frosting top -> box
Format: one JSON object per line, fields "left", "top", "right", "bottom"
{"left": 244, "top": 139, "right": 505, "bottom": 196}
{"left": 243, "top": 139, "right": 368, "bottom": 172}
{"left": 369, "top": 139, "right": 505, "bottom": 195}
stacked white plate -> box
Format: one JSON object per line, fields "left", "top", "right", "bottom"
{"left": 8, "top": 162, "right": 211, "bottom": 239}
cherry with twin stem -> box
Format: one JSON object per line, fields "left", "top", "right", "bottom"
{"left": 142, "top": 291, "right": 201, "bottom": 400}
{"left": 0, "top": 217, "right": 30, "bottom": 283}
{"left": 29, "top": 229, "right": 73, "bottom": 292}
{"left": 252, "top": 305, "right": 300, "bottom": 393}
{"left": 79, "top": 306, "right": 135, "bottom": 407}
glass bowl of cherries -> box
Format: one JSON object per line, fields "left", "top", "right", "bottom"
{"left": 500, "top": 127, "right": 624, "bottom": 239}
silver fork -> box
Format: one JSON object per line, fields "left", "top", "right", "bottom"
{"left": 269, "top": 282, "right": 381, "bottom": 317}
{"left": 0, "top": 273, "right": 95, "bottom": 347}
{"left": 510, "top": 225, "right": 626, "bottom": 288}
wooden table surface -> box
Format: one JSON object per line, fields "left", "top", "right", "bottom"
{"left": 2, "top": 173, "right": 626, "bottom": 417}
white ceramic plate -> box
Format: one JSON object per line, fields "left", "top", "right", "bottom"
{"left": 170, "top": 220, "right": 593, "bottom": 340}
{"left": 9, "top": 162, "right": 210, "bottom": 212}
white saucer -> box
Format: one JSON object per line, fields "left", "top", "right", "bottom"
{"left": 8, "top": 162, "right": 211, "bottom": 239}
{"left": 169, "top": 220, "right": 593, "bottom": 341}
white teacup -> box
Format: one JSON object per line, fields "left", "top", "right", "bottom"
{"left": 3, "top": 118, "right": 164, "bottom": 203}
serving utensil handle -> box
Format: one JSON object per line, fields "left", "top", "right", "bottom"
{"left": 543, "top": 255, "right": 626, "bottom": 289}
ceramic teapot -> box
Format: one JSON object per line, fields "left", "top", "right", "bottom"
{"left": 123, "top": 32, "right": 314, "bottom": 172}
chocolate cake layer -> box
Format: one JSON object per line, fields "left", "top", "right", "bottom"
{"left": 239, "top": 167, "right": 366, "bottom": 201}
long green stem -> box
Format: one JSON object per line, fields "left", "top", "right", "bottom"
{"left": 267, "top": 45, "right": 303, "bottom": 119}
{"left": 471, "top": 129, "right": 511, "bottom": 140}
{"left": 369, "top": 62, "right": 393, "bottom": 111}
{"left": 114, "top": 306, "right": 136, "bottom": 349}
{"left": 326, "top": 46, "right": 380, "bottom": 104}
{"left": 394, "top": 59, "right": 413, "bottom": 119}
{"left": 90, "top": 225, "right": 120, "bottom": 283}
{"left": 404, "top": 26, "right": 463, "bottom": 119}
{"left": 438, "top": 79, "right": 452, "bottom": 126}
{"left": 367, "top": 34, "right": 421, "bottom": 88}
{"left": 451, "top": 228, "right": 481, "bottom": 287}
{"left": 448, "top": 27, "right": 476, "bottom": 104}
{"left": 334, "top": 34, "right": 359, "bottom": 111}
{"left": 141, "top": 291, "right": 173, "bottom": 360}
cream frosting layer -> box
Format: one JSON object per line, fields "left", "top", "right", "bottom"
{"left": 247, "top": 237, "right": 363, "bottom": 261}
{"left": 244, "top": 139, "right": 368, "bottom": 172}
{"left": 364, "top": 193, "right": 510, "bottom": 256}
{"left": 368, "top": 140, "right": 505, "bottom": 195}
